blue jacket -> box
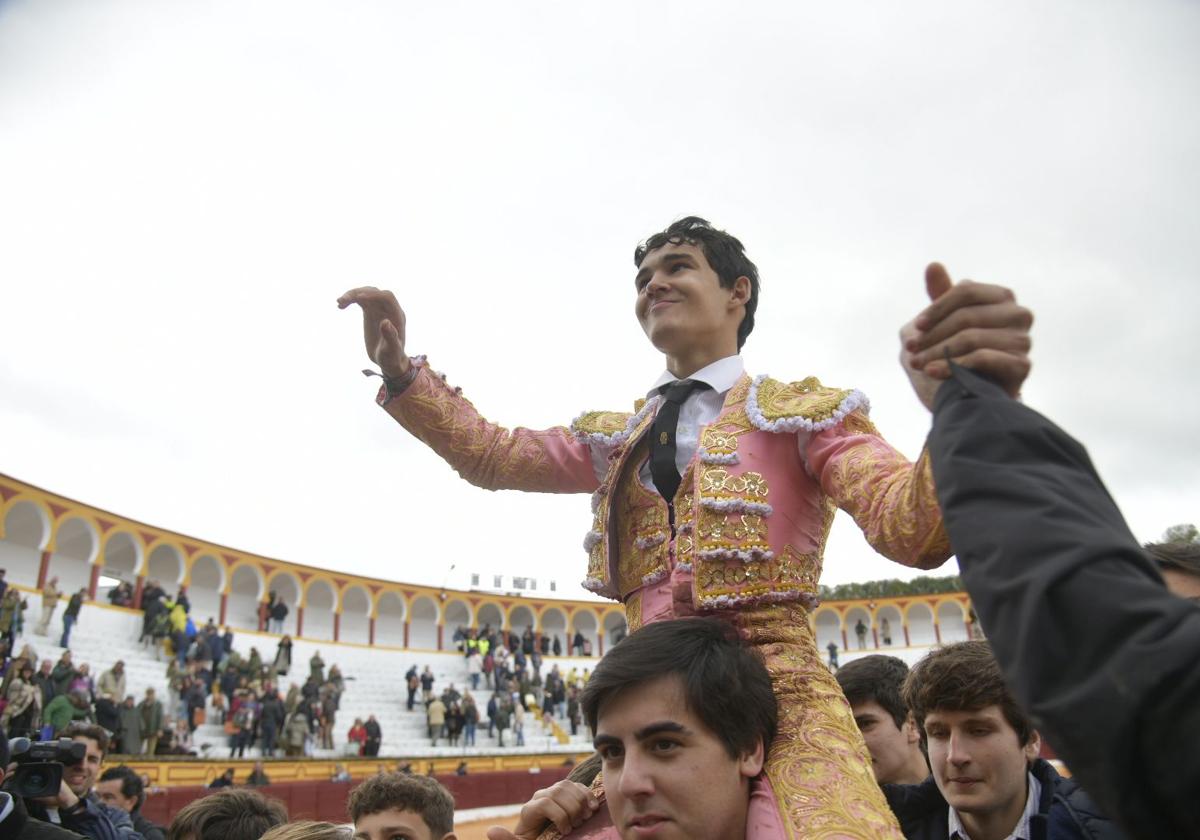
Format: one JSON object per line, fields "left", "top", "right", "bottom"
{"left": 883, "top": 759, "right": 1126, "bottom": 840}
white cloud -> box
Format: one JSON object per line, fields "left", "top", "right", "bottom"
{"left": 1, "top": 0, "right": 1196, "bottom": 595}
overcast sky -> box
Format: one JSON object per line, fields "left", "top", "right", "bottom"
{"left": 1, "top": 0, "right": 1196, "bottom": 599}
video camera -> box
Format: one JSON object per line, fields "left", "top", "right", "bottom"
{"left": 3, "top": 738, "right": 87, "bottom": 799}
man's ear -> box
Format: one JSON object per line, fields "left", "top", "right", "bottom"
{"left": 1023, "top": 730, "right": 1042, "bottom": 764}
{"left": 738, "top": 737, "right": 766, "bottom": 779}
{"left": 440, "top": 834, "right": 458, "bottom": 840}
{"left": 903, "top": 714, "right": 922, "bottom": 746}
{"left": 729, "top": 275, "right": 751, "bottom": 307}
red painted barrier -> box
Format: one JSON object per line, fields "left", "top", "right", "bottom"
{"left": 140, "top": 768, "right": 572, "bottom": 826}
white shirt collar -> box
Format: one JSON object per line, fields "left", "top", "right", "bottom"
{"left": 948, "top": 771, "right": 1042, "bottom": 840}
{"left": 647, "top": 355, "right": 745, "bottom": 398}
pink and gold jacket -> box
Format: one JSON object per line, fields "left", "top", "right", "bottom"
{"left": 380, "top": 358, "right": 950, "bottom": 839}
{"left": 379, "top": 358, "right": 949, "bottom": 621}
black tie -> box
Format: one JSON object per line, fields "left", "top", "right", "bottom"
{"left": 650, "top": 379, "right": 710, "bottom": 503}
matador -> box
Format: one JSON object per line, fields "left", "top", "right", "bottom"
{"left": 339, "top": 216, "right": 1034, "bottom": 839}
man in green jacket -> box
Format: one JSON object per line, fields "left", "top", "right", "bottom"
{"left": 44, "top": 691, "right": 92, "bottom": 734}
{"left": 138, "top": 689, "right": 163, "bottom": 756}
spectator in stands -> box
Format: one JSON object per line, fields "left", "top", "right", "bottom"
{"left": 35, "top": 576, "right": 60, "bottom": 637}
{"left": 51, "top": 651, "right": 77, "bottom": 697}
{"left": 69, "top": 664, "right": 96, "bottom": 704}
{"left": 1145, "top": 541, "right": 1200, "bottom": 603}
{"left": 348, "top": 718, "right": 368, "bottom": 755}
{"left": 826, "top": 640, "right": 839, "bottom": 670}
{"left": 117, "top": 696, "right": 143, "bottom": 756}
{"left": 461, "top": 695, "right": 478, "bottom": 747}
{"left": 0, "top": 587, "right": 26, "bottom": 648}
{"left": 267, "top": 596, "right": 288, "bottom": 635}
{"left": 34, "top": 658, "right": 55, "bottom": 706}
{"left": 245, "top": 762, "right": 270, "bottom": 787}
{"left": 94, "top": 692, "right": 121, "bottom": 738}
{"left": 348, "top": 772, "right": 456, "bottom": 840}
{"left": 426, "top": 695, "right": 446, "bottom": 747}
{"left": 835, "top": 655, "right": 929, "bottom": 786}
{"left": 272, "top": 636, "right": 292, "bottom": 676}
{"left": 98, "top": 662, "right": 126, "bottom": 702}
{"left": 261, "top": 822, "right": 348, "bottom": 840}
{"left": 881, "top": 616, "right": 893, "bottom": 646}
{"left": 44, "top": 690, "right": 92, "bottom": 735}
{"left": 60, "top": 588, "right": 86, "bottom": 649}
{"left": 405, "top": 665, "right": 419, "bottom": 711}
{"left": 364, "top": 714, "right": 382, "bottom": 757}
{"left": 571, "top": 630, "right": 584, "bottom": 656}
{"left": 444, "top": 702, "right": 464, "bottom": 747}
{"left": 97, "top": 766, "right": 165, "bottom": 840}
{"left": 565, "top": 688, "right": 580, "bottom": 737}
{"left": 854, "top": 618, "right": 868, "bottom": 649}
{"left": 167, "top": 789, "right": 287, "bottom": 840}
{"left": 0, "top": 724, "right": 82, "bottom": 840}
{"left": 551, "top": 635, "right": 561, "bottom": 657}
{"left": 107, "top": 583, "right": 133, "bottom": 608}
{"left": 1, "top": 660, "right": 42, "bottom": 738}
{"left": 25, "top": 722, "right": 143, "bottom": 840}
{"left": 139, "top": 689, "right": 163, "bottom": 756}
{"left": 259, "top": 687, "right": 285, "bottom": 758}
{"left": 331, "top": 765, "right": 352, "bottom": 783}
{"left": 883, "top": 641, "right": 1115, "bottom": 839}
{"left": 309, "top": 651, "right": 325, "bottom": 684}
{"left": 419, "top": 667, "right": 434, "bottom": 704}
{"left": 283, "top": 708, "right": 309, "bottom": 758}
{"left": 493, "top": 695, "right": 511, "bottom": 748}
{"left": 207, "top": 770, "right": 235, "bottom": 790}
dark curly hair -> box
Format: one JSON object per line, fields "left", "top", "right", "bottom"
{"left": 634, "top": 216, "right": 760, "bottom": 349}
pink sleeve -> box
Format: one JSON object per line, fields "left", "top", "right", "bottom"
{"left": 378, "top": 364, "right": 600, "bottom": 494}
{"left": 804, "top": 411, "right": 951, "bottom": 569}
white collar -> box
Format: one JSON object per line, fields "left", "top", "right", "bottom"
{"left": 647, "top": 355, "right": 745, "bottom": 398}
{"left": 0, "top": 792, "right": 13, "bottom": 824}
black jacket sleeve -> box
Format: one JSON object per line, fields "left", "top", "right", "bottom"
{"left": 928, "top": 365, "right": 1200, "bottom": 839}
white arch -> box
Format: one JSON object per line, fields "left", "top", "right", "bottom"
{"left": 375, "top": 591, "right": 406, "bottom": 647}
{"left": 0, "top": 500, "right": 52, "bottom": 586}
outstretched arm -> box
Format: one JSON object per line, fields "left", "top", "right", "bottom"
{"left": 338, "top": 287, "right": 599, "bottom": 494}
{"left": 929, "top": 365, "right": 1200, "bottom": 840}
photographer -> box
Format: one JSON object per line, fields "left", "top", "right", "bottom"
{"left": 0, "top": 725, "right": 81, "bottom": 840}
{"left": 22, "top": 724, "right": 143, "bottom": 840}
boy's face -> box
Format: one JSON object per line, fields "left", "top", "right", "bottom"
{"left": 851, "top": 699, "right": 924, "bottom": 785}
{"left": 634, "top": 243, "right": 745, "bottom": 359}
{"left": 925, "top": 705, "right": 1039, "bottom": 823}
{"left": 354, "top": 807, "right": 453, "bottom": 840}
{"left": 594, "top": 674, "right": 762, "bottom": 840}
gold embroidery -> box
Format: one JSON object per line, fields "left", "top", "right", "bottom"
{"left": 624, "top": 591, "right": 644, "bottom": 633}
{"left": 756, "top": 376, "right": 856, "bottom": 425}
{"left": 701, "top": 429, "right": 740, "bottom": 454}
{"left": 826, "top": 431, "right": 950, "bottom": 570}
{"left": 731, "top": 604, "right": 906, "bottom": 838}
{"left": 572, "top": 410, "right": 633, "bottom": 438}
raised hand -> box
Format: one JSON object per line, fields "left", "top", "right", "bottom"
{"left": 485, "top": 779, "right": 603, "bottom": 840}
{"left": 900, "top": 263, "right": 1033, "bottom": 410}
{"left": 337, "top": 286, "right": 411, "bottom": 378}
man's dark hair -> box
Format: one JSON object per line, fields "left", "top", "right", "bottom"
{"left": 99, "top": 765, "right": 144, "bottom": 810}
{"left": 835, "top": 654, "right": 910, "bottom": 730}
{"left": 903, "top": 641, "right": 1035, "bottom": 748}
{"left": 1145, "top": 541, "right": 1200, "bottom": 579}
{"left": 167, "top": 789, "right": 287, "bottom": 840}
{"left": 634, "top": 216, "right": 760, "bottom": 349}
{"left": 347, "top": 773, "right": 454, "bottom": 837}
{"left": 62, "top": 722, "right": 111, "bottom": 758}
{"left": 581, "top": 617, "right": 776, "bottom": 760}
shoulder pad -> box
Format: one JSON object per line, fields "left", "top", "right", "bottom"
{"left": 746, "top": 375, "right": 870, "bottom": 433}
